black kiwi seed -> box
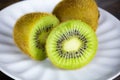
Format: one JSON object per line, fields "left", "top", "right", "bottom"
{"left": 46, "top": 20, "right": 98, "bottom": 69}
{"left": 34, "top": 24, "right": 53, "bottom": 49}
{"left": 55, "top": 29, "right": 88, "bottom": 59}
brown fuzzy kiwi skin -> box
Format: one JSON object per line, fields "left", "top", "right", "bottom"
{"left": 13, "top": 12, "right": 59, "bottom": 60}
{"left": 53, "top": 0, "right": 99, "bottom": 31}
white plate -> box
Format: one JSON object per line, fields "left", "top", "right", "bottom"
{"left": 0, "top": 0, "right": 120, "bottom": 80}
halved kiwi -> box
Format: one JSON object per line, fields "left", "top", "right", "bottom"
{"left": 53, "top": 0, "right": 99, "bottom": 31}
{"left": 13, "top": 12, "right": 59, "bottom": 60}
{"left": 46, "top": 20, "right": 98, "bottom": 69}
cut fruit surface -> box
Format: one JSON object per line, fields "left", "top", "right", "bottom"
{"left": 62, "top": 37, "right": 82, "bottom": 52}
{"left": 13, "top": 12, "right": 59, "bottom": 60}
{"left": 46, "top": 20, "right": 98, "bottom": 69}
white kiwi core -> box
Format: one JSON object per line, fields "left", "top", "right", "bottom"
{"left": 62, "top": 37, "right": 82, "bottom": 52}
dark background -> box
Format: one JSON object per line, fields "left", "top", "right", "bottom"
{"left": 0, "top": 0, "right": 120, "bottom": 80}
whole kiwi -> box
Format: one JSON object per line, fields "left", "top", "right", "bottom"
{"left": 53, "top": 0, "right": 99, "bottom": 31}
{"left": 46, "top": 20, "right": 98, "bottom": 70}
{"left": 13, "top": 12, "right": 59, "bottom": 60}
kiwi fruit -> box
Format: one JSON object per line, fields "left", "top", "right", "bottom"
{"left": 13, "top": 12, "right": 59, "bottom": 60}
{"left": 53, "top": 0, "right": 99, "bottom": 31}
{"left": 46, "top": 20, "right": 98, "bottom": 69}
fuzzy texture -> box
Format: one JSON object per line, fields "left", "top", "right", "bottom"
{"left": 13, "top": 12, "right": 59, "bottom": 60}
{"left": 53, "top": 0, "right": 99, "bottom": 31}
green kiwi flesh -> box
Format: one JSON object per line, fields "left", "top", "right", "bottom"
{"left": 46, "top": 20, "right": 98, "bottom": 69}
{"left": 13, "top": 13, "right": 59, "bottom": 60}
{"left": 29, "top": 15, "right": 59, "bottom": 60}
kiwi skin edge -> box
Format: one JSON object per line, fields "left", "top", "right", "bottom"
{"left": 13, "top": 12, "right": 60, "bottom": 60}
